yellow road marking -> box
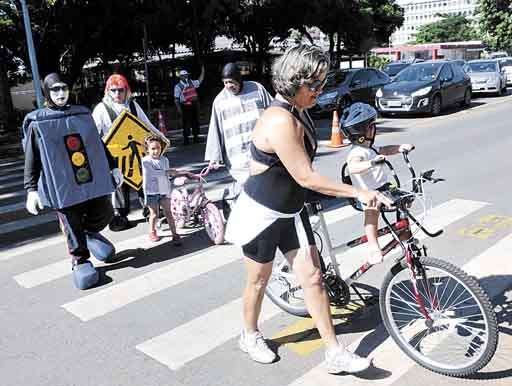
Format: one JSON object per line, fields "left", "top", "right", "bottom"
{"left": 458, "top": 214, "right": 512, "bottom": 240}
{"left": 271, "top": 302, "right": 364, "bottom": 357}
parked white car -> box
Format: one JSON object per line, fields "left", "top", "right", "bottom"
{"left": 498, "top": 57, "right": 512, "bottom": 86}
{"left": 465, "top": 59, "right": 507, "bottom": 96}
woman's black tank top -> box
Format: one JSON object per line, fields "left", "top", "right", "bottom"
{"left": 244, "top": 99, "right": 317, "bottom": 214}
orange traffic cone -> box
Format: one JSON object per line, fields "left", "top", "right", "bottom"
{"left": 327, "top": 110, "right": 348, "bottom": 148}
{"left": 158, "top": 110, "right": 168, "bottom": 135}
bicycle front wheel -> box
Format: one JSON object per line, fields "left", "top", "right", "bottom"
{"left": 202, "top": 202, "right": 225, "bottom": 245}
{"left": 380, "top": 257, "right": 498, "bottom": 377}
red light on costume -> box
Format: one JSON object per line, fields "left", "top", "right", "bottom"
{"left": 66, "top": 135, "right": 81, "bottom": 151}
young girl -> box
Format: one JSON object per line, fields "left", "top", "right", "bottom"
{"left": 142, "top": 134, "right": 182, "bottom": 245}
{"left": 341, "top": 103, "right": 414, "bottom": 264}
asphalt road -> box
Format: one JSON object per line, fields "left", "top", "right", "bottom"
{"left": 0, "top": 91, "right": 511, "bottom": 386}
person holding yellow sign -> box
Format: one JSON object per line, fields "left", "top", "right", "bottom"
{"left": 93, "top": 74, "right": 158, "bottom": 231}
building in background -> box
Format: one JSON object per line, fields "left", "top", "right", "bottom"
{"left": 391, "top": 0, "right": 478, "bottom": 46}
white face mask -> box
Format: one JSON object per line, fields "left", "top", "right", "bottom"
{"left": 49, "top": 83, "right": 69, "bottom": 107}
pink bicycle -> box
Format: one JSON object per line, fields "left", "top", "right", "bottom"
{"left": 165, "top": 166, "right": 225, "bottom": 245}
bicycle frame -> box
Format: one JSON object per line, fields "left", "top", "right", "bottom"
{"left": 308, "top": 151, "right": 444, "bottom": 315}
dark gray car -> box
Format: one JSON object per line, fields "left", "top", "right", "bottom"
{"left": 310, "top": 68, "right": 390, "bottom": 117}
{"left": 375, "top": 61, "right": 472, "bottom": 116}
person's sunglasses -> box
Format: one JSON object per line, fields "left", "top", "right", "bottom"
{"left": 49, "top": 85, "right": 68, "bottom": 92}
{"left": 110, "top": 88, "right": 126, "bottom": 93}
{"left": 307, "top": 77, "right": 327, "bottom": 92}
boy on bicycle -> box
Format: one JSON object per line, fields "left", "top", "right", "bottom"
{"left": 340, "top": 103, "right": 414, "bottom": 264}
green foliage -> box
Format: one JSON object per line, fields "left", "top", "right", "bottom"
{"left": 414, "top": 14, "right": 481, "bottom": 44}
{"left": 477, "top": 0, "right": 512, "bottom": 50}
{"left": 367, "top": 54, "right": 390, "bottom": 69}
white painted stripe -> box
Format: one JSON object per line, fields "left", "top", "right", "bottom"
{"left": 0, "top": 159, "right": 24, "bottom": 168}
{"left": 0, "top": 235, "right": 62, "bottom": 262}
{"left": 136, "top": 297, "right": 281, "bottom": 370}
{"left": 0, "top": 172, "right": 23, "bottom": 182}
{"left": 0, "top": 164, "right": 24, "bottom": 173}
{"left": 2, "top": 210, "right": 145, "bottom": 263}
{"left": 0, "top": 213, "right": 57, "bottom": 235}
{"left": 137, "top": 199, "right": 484, "bottom": 372}
{"left": 0, "top": 190, "right": 24, "bottom": 200}
{"left": 0, "top": 201, "right": 24, "bottom": 215}
{"left": 290, "top": 204, "right": 506, "bottom": 386}
{"left": 61, "top": 245, "right": 242, "bottom": 321}
{"left": 0, "top": 180, "right": 22, "bottom": 189}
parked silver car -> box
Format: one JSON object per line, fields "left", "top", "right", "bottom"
{"left": 465, "top": 59, "right": 507, "bottom": 96}
{"left": 498, "top": 57, "right": 512, "bottom": 86}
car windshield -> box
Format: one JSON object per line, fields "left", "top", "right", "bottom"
{"left": 394, "top": 63, "right": 442, "bottom": 82}
{"left": 383, "top": 63, "right": 409, "bottom": 76}
{"left": 466, "top": 61, "right": 498, "bottom": 72}
{"left": 499, "top": 58, "right": 512, "bottom": 67}
{"left": 324, "top": 70, "right": 352, "bottom": 89}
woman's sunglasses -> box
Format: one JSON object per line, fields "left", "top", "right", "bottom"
{"left": 307, "top": 77, "right": 327, "bottom": 92}
{"left": 49, "top": 85, "right": 69, "bottom": 92}
{"left": 110, "top": 88, "right": 126, "bottom": 93}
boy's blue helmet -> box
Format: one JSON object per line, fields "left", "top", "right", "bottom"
{"left": 339, "top": 102, "right": 377, "bottom": 146}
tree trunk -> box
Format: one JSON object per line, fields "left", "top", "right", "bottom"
{"left": 0, "top": 59, "right": 14, "bottom": 133}
{"left": 328, "top": 33, "right": 335, "bottom": 64}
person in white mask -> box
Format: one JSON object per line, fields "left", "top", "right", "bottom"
{"left": 22, "top": 72, "right": 122, "bottom": 290}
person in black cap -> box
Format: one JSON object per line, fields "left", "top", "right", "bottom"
{"left": 204, "top": 62, "right": 272, "bottom": 218}
{"left": 22, "top": 73, "right": 123, "bottom": 290}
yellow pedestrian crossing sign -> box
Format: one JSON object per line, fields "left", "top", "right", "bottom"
{"left": 103, "top": 110, "right": 170, "bottom": 191}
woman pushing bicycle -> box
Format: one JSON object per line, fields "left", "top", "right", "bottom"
{"left": 225, "top": 44, "right": 392, "bottom": 374}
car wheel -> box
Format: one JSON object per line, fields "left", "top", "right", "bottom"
{"left": 461, "top": 88, "right": 471, "bottom": 107}
{"left": 430, "top": 94, "right": 442, "bottom": 116}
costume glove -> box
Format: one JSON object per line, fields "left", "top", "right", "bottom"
{"left": 26, "top": 191, "right": 43, "bottom": 215}
{"left": 112, "top": 168, "right": 124, "bottom": 188}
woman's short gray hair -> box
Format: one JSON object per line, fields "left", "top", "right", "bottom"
{"left": 272, "top": 44, "right": 330, "bottom": 99}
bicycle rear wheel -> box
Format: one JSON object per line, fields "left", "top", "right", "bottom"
{"left": 380, "top": 257, "right": 498, "bottom": 377}
{"left": 265, "top": 254, "right": 309, "bottom": 317}
{"left": 202, "top": 202, "right": 225, "bottom": 245}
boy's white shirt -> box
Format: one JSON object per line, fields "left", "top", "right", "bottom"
{"left": 347, "top": 145, "right": 392, "bottom": 190}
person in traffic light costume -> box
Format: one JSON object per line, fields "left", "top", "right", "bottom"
{"left": 22, "top": 73, "right": 123, "bottom": 290}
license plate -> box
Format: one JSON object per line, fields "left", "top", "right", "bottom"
{"left": 387, "top": 100, "right": 402, "bottom": 107}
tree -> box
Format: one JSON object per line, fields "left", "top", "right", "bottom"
{"left": 224, "top": 0, "right": 299, "bottom": 75}
{"left": 477, "top": 0, "right": 512, "bottom": 50}
{"left": 414, "top": 14, "right": 481, "bottom": 44}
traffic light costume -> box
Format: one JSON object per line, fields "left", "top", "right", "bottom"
{"left": 23, "top": 73, "right": 122, "bottom": 290}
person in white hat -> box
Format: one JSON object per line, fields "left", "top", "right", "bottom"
{"left": 174, "top": 65, "right": 205, "bottom": 145}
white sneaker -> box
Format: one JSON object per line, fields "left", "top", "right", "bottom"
{"left": 325, "top": 346, "right": 371, "bottom": 374}
{"left": 239, "top": 330, "right": 276, "bottom": 364}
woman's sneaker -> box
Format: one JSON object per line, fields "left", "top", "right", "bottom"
{"left": 325, "top": 346, "right": 371, "bottom": 374}
{"left": 239, "top": 330, "right": 276, "bottom": 364}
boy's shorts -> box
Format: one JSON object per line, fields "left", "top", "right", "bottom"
{"left": 355, "top": 184, "right": 389, "bottom": 211}
{"left": 145, "top": 194, "right": 170, "bottom": 206}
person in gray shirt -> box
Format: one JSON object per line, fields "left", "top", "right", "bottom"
{"left": 205, "top": 63, "right": 273, "bottom": 217}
